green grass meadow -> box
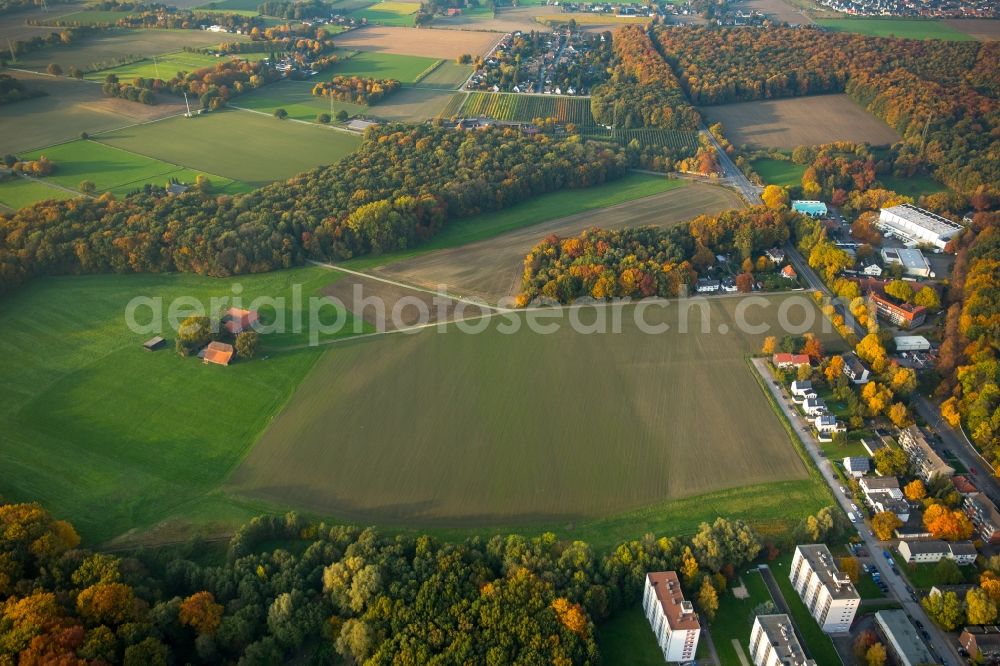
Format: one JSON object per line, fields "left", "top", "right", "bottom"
{"left": 235, "top": 78, "right": 366, "bottom": 122}
{"left": 94, "top": 109, "right": 362, "bottom": 186}
{"left": 52, "top": 9, "right": 137, "bottom": 25}
{"left": 751, "top": 158, "right": 805, "bottom": 188}
{"left": 341, "top": 174, "right": 686, "bottom": 270}
{"left": 0, "top": 268, "right": 368, "bottom": 543}
{"left": 816, "top": 18, "right": 974, "bottom": 40}
{"left": 597, "top": 607, "right": 667, "bottom": 666}
{"left": 879, "top": 174, "right": 946, "bottom": 198}
{"left": 350, "top": 0, "right": 419, "bottom": 26}
{"left": 710, "top": 569, "right": 772, "bottom": 666}
{"left": 83, "top": 51, "right": 238, "bottom": 82}
{"left": 0, "top": 177, "right": 76, "bottom": 211}
{"left": 329, "top": 51, "right": 441, "bottom": 83}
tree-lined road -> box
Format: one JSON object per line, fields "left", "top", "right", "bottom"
{"left": 701, "top": 127, "right": 763, "bottom": 204}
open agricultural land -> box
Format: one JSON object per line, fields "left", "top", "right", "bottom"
{"left": 93, "top": 110, "right": 361, "bottom": 187}
{"left": 0, "top": 268, "right": 365, "bottom": 543}
{"left": 368, "top": 88, "right": 457, "bottom": 122}
{"left": 228, "top": 293, "right": 841, "bottom": 529}
{"left": 80, "top": 50, "right": 257, "bottom": 82}
{"left": 330, "top": 25, "right": 502, "bottom": 58}
{"left": 0, "top": 72, "right": 186, "bottom": 155}
{"left": 349, "top": 0, "right": 420, "bottom": 27}
{"left": 456, "top": 92, "right": 596, "bottom": 125}
{"left": 814, "top": 17, "right": 976, "bottom": 40}
{"left": 11, "top": 28, "right": 249, "bottom": 73}
{"left": 751, "top": 157, "right": 806, "bottom": 187}
{"left": 234, "top": 78, "right": 367, "bottom": 122}
{"left": 700, "top": 93, "right": 900, "bottom": 150}
{"left": 17, "top": 139, "right": 235, "bottom": 197}
{"left": 328, "top": 50, "right": 441, "bottom": 83}
{"left": 944, "top": 18, "right": 1000, "bottom": 40}
{"left": 371, "top": 181, "right": 743, "bottom": 300}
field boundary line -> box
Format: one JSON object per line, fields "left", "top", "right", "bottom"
{"left": 228, "top": 104, "right": 360, "bottom": 135}
{"left": 412, "top": 58, "right": 445, "bottom": 84}
{"left": 81, "top": 137, "right": 235, "bottom": 188}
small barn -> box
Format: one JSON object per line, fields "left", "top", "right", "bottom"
{"left": 203, "top": 341, "right": 235, "bottom": 366}
{"left": 143, "top": 336, "right": 166, "bottom": 351}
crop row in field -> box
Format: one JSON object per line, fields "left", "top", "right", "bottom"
{"left": 457, "top": 92, "right": 595, "bottom": 125}
{"left": 589, "top": 128, "right": 699, "bottom": 151}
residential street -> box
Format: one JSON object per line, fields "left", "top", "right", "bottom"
{"left": 751, "top": 358, "right": 963, "bottom": 666}
{"left": 915, "top": 395, "right": 1000, "bottom": 504}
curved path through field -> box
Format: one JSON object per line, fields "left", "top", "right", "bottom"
{"left": 372, "top": 181, "right": 743, "bottom": 302}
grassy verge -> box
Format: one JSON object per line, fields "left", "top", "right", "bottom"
{"left": 769, "top": 555, "right": 842, "bottom": 664}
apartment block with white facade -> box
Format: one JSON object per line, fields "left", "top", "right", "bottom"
{"left": 643, "top": 571, "right": 700, "bottom": 663}
{"left": 749, "top": 615, "right": 816, "bottom": 666}
{"left": 789, "top": 545, "right": 860, "bottom": 633}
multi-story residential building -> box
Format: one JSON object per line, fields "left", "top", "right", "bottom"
{"left": 749, "top": 614, "right": 816, "bottom": 666}
{"left": 841, "top": 352, "right": 871, "bottom": 384}
{"left": 642, "top": 571, "right": 700, "bottom": 663}
{"left": 859, "top": 476, "right": 903, "bottom": 501}
{"left": 964, "top": 492, "right": 1000, "bottom": 545}
{"left": 789, "top": 545, "right": 860, "bottom": 633}
{"left": 898, "top": 425, "right": 954, "bottom": 482}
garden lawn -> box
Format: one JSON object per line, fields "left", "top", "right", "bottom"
{"left": 329, "top": 51, "right": 440, "bottom": 83}
{"left": 597, "top": 607, "right": 666, "bottom": 666}
{"left": 93, "top": 109, "right": 362, "bottom": 186}
{"left": 0, "top": 268, "right": 365, "bottom": 543}
{"left": 751, "top": 158, "right": 805, "bottom": 188}
{"left": 710, "top": 569, "right": 773, "bottom": 666}
{"left": 770, "top": 554, "right": 842, "bottom": 665}
{"left": 815, "top": 18, "right": 974, "bottom": 40}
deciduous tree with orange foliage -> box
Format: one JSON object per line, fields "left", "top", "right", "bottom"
{"left": 924, "top": 503, "right": 975, "bottom": 541}
{"left": 904, "top": 479, "right": 926, "bottom": 501}
{"left": 179, "top": 591, "right": 224, "bottom": 636}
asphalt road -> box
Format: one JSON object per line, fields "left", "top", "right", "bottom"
{"left": 751, "top": 358, "right": 962, "bottom": 666}
{"left": 700, "top": 127, "right": 763, "bottom": 204}
{"left": 915, "top": 395, "right": 1000, "bottom": 505}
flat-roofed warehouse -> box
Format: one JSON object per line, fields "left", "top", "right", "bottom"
{"left": 877, "top": 203, "right": 963, "bottom": 250}
{"left": 894, "top": 335, "right": 931, "bottom": 352}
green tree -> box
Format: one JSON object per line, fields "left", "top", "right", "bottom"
{"left": 316, "top": 113, "right": 331, "bottom": 124}
{"left": 921, "top": 590, "right": 964, "bottom": 630}
{"left": 235, "top": 330, "right": 259, "bottom": 360}
{"left": 79, "top": 180, "right": 96, "bottom": 195}
{"left": 914, "top": 286, "right": 941, "bottom": 309}
{"left": 336, "top": 109, "right": 349, "bottom": 122}
{"left": 934, "top": 557, "right": 964, "bottom": 585}
{"left": 176, "top": 316, "right": 214, "bottom": 356}
{"left": 274, "top": 108, "right": 288, "bottom": 119}
{"left": 696, "top": 576, "right": 718, "bottom": 621}
{"left": 873, "top": 447, "right": 908, "bottom": 476}
{"left": 884, "top": 279, "right": 914, "bottom": 303}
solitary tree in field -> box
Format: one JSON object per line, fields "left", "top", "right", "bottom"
{"left": 79, "top": 180, "right": 96, "bottom": 195}
{"left": 761, "top": 336, "right": 776, "bottom": 355}
{"left": 274, "top": 108, "right": 288, "bottom": 120}
{"left": 316, "top": 113, "right": 331, "bottom": 124}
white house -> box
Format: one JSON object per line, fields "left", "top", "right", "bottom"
{"left": 843, "top": 457, "right": 871, "bottom": 477}
{"left": 815, "top": 415, "right": 844, "bottom": 438}
{"left": 789, "top": 545, "right": 860, "bottom": 633}
{"left": 643, "top": 571, "right": 700, "bottom": 663}
{"left": 749, "top": 615, "right": 816, "bottom": 666}
{"left": 898, "top": 540, "right": 977, "bottom": 566}
{"left": 860, "top": 476, "right": 903, "bottom": 501}
{"left": 842, "top": 352, "right": 871, "bottom": 385}
{"left": 791, "top": 380, "right": 817, "bottom": 403}
{"left": 765, "top": 248, "right": 786, "bottom": 264}
{"left": 803, "top": 398, "right": 827, "bottom": 416}
{"left": 859, "top": 258, "right": 883, "bottom": 277}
